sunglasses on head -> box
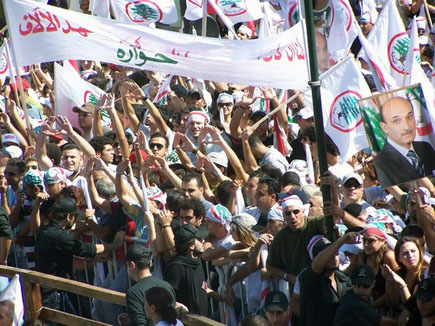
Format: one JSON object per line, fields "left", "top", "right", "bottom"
{"left": 284, "top": 209, "right": 301, "bottom": 217}
{"left": 150, "top": 143, "right": 164, "bottom": 150}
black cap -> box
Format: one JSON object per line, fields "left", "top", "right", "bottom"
{"left": 344, "top": 203, "right": 363, "bottom": 218}
{"left": 264, "top": 291, "right": 289, "bottom": 312}
{"left": 52, "top": 198, "right": 83, "bottom": 217}
{"left": 174, "top": 224, "right": 199, "bottom": 245}
{"left": 171, "top": 84, "right": 188, "bottom": 99}
{"left": 187, "top": 88, "right": 203, "bottom": 99}
{"left": 414, "top": 278, "right": 435, "bottom": 301}
{"left": 351, "top": 264, "right": 375, "bottom": 286}
{"left": 126, "top": 245, "right": 150, "bottom": 262}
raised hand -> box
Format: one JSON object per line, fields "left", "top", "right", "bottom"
{"left": 56, "top": 115, "right": 75, "bottom": 136}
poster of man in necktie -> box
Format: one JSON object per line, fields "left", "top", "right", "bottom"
{"left": 359, "top": 84, "right": 435, "bottom": 187}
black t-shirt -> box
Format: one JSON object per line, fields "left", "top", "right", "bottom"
{"left": 334, "top": 290, "right": 382, "bottom": 326}
{"left": 126, "top": 276, "right": 175, "bottom": 326}
{"left": 0, "top": 207, "right": 12, "bottom": 239}
{"left": 164, "top": 255, "right": 208, "bottom": 315}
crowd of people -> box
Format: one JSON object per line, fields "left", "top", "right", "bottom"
{"left": 0, "top": 0, "right": 434, "bottom": 326}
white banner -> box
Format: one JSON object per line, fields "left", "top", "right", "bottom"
{"left": 110, "top": 0, "right": 179, "bottom": 25}
{"left": 185, "top": 0, "right": 262, "bottom": 24}
{"left": 0, "top": 275, "right": 24, "bottom": 326}
{"left": 327, "top": 0, "right": 358, "bottom": 61}
{"left": 5, "top": 0, "right": 308, "bottom": 90}
{"left": 320, "top": 55, "right": 370, "bottom": 161}
{"left": 54, "top": 63, "right": 106, "bottom": 130}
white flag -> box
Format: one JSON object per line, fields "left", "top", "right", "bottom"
{"left": 153, "top": 74, "right": 173, "bottom": 105}
{"left": 327, "top": 0, "right": 358, "bottom": 61}
{"left": 185, "top": 0, "right": 204, "bottom": 21}
{"left": 0, "top": 42, "right": 16, "bottom": 82}
{"left": 111, "top": 0, "right": 179, "bottom": 25}
{"left": 54, "top": 63, "right": 106, "bottom": 129}
{"left": 403, "top": 17, "right": 421, "bottom": 87}
{"left": 0, "top": 275, "right": 24, "bottom": 326}
{"left": 5, "top": 0, "right": 308, "bottom": 90}
{"left": 91, "top": 0, "right": 111, "bottom": 18}
{"left": 320, "top": 55, "right": 371, "bottom": 161}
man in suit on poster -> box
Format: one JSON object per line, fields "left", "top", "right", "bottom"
{"left": 374, "top": 96, "right": 435, "bottom": 187}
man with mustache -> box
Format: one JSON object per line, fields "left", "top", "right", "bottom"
{"left": 374, "top": 96, "right": 435, "bottom": 187}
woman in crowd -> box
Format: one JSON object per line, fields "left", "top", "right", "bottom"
{"left": 144, "top": 287, "right": 184, "bottom": 326}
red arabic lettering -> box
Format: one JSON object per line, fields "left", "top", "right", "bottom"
{"left": 19, "top": 11, "right": 44, "bottom": 36}
{"left": 19, "top": 7, "right": 93, "bottom": 37}
{"left": 171, "top": 48, "right": 190, "bottom": 58}
{"left": 261, "top": 41, "right": 305, "bottom": 62}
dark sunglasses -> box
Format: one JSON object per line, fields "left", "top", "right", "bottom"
{"left": 218, "top": 102, "right": 232, "bottom": 107}
{"left": 284, "top": 209, "right": 301, "bottom": 217}
{"left": 344, "top": 181, "right": 362, "bottom": 188}
{"left": 4, "top": 171, "right": 17, "bottom": 177}
{"left": 150, "top": 143, "right": 164, "bottom": 150}
{"left": 362, "top": 238, "right": 377, "bottom": 245}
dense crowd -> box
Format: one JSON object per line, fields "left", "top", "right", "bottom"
{"left": 0, "top": 0, "right": 434, "bottom": 326}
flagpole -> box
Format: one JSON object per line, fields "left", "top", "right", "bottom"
{"left": 202, "top": 0, "right": 208, "bottom": 36}
{"left": 4, "top": 42, "right": 20, "bottom": 106}
{"left": 1, "top": 5, "right": 35, "bottom": 146}
{"left": 303, "top": 0, "right": 334, "bottom": 240}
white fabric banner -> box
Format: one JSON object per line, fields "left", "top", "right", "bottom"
{"left": 5, "top": 0, "right": 308, "bottom": 90}
{"left": 327, "top": 0, "right": 358, "bottom": 61}
{"left": 0, "top": 275, "right": 24, "bottom": 326}
{"left": 110, "top": 0, "right": 179, "bottom": 25}
{"left": 320, "top": 55, "right": 371, "bottom": 161}
{"left": 185, "top": 0, "right": 263, "bottom": 24}
{"left": 54, "top": 63, "right": 106, "bottom": 130}
{"left": 91, "top": 0, "right": 111, "bottom": 18}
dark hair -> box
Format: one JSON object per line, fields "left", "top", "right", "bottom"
{"left": 179, "top": 197, "right": 205, "bottom": 218}
{"left": 46, "top": 143, "right": 62, "bottom": 166}
{"left": 150, "top": 132, "right": 169, "bottom": 148}
{"left": 144, "top": 287, "right": 177, "bottom": 325}
{"left": 249, "top": 169, "right": 267, "bottom": 180}
{"left": 248, "top": 133, "right": 263, "bottom": 147}
{"left": 279, "top": 171, "right": 300, "bottom": 187}
{"left": 259, "top": 165, "right": 283, "bottom": 179}
{"left": 87, "top": 73, "right": 109, "bottom": 91}
{"left": 258, "top": 178, "right": 280, "bottom": 198}
{"left": 6, "top": 158, "right": 25, "bottom": 174}
{"left": 62, "top": 143, "right": 81, "bottom": 153}
{"left": 216, "top": 180, "right": 233, "bottom": 206}
{"left": 325, "top": 134, "right": 340, "bottom": 156}
{"left": 132, "top": 104, "right": 147, "bottom": 122}
{"left": 182, "top": 173, "right": 203, "bottom": 188}
{"left": 166, "top": 190, "right": 185, "bottom": 212}
{"left": 61, "top": 186, "right": 86, "bottom": 210}
{"left": 401, "top": 224, "right": 425, "bottom": 239}
{"left": 301, "top": 126, "right": 316, "bottom": 144}
{"left": 89, "top": 136, "right": 113, "bottom": 153}
{"left": 394, "top": 236, "right": 424, "bottom": 281}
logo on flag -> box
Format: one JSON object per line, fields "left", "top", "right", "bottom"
{"left": 331, "top": 0, "right": 352, "bottom": 32}
{"left": 125, "top": 0, "right": 162, "bottom": 24}
{"left": 218, "top": 0, "right": 247, "bottom": 16}
{"left": 0, "top": 53, "right": 8, "bottom": 75}
{"left": 329, "top": 90, "right": 363, "bottom": 132}
{"left": 84, "top": 90, "right": 99, "bottom": 105}
{"left": 288, "top": 3, "right": 299, "bottom": 27}
{"left": 388, "top": 32, "right": 410, "bottom": 74}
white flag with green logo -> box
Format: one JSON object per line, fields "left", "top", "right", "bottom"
{"left": 320, "top": 55, "right": 371, "bottom": 161}
{"left": 54, "top": 62, "right": 106, "bottom": 130}
{"left": 111, "top": 0, "right": 179, "bottom": 25}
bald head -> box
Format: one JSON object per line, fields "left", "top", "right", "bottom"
{"left": 380, "top": 97, "right": 415, "bottom": 149}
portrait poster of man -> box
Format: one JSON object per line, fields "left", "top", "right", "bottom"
{"left": 359, "top": 84, "right": 435, "bottom": 188}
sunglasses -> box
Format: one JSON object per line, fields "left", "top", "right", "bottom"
{"left": 150, "top": 143, "right": 164, "bottom": 150}
{"left": 284, "top": 209, "right": 301, "bottom": 217}
{"left": 218, "top": 102, "right": 232, "bottom": 107}
{"left": 362, "top": 238, "right": 378, "bottom": 245}
{"left": 4, "top": 171, "right": 17, "bottom": 177}
{"left": 344, "top": 181, "right": 362, "bottom": 188}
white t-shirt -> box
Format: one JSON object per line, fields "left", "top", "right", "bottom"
{"left": 259, "top": 147, "right": 289, "bottom": 175}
